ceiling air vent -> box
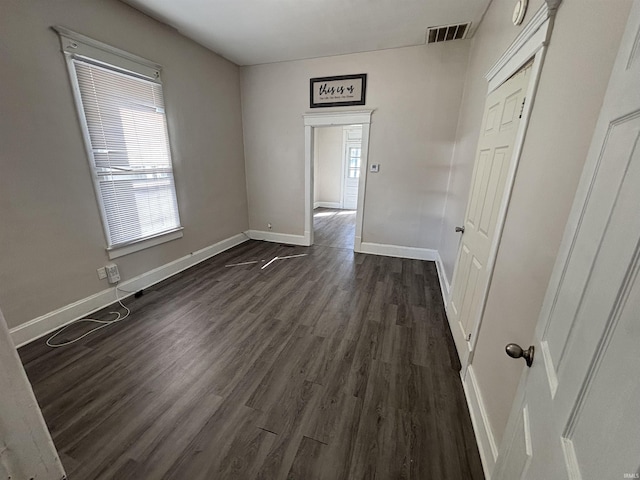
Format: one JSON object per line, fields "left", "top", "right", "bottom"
{"left": 427, "top": 22, "right": 470, "bottom": 44}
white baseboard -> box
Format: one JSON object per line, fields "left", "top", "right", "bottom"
{"left": 354, "top": 236, "right": 362, "bottom": 253}
{"left": 314, "top": 201, "right": 342, "bottom": 209}
{"left": 462, "top": 366, "right": 498, "bottom": 480}
{"left": 358, "top": 242, "right": 438, "bottom": 261}
{"left": 435, "top": 252, "right": 451, "bottom": 307}
{"left": 10, "top": 233, "right": 250, "bottom": 348}
{"left": 245, "top": 230, "right": 310, "bottom": 246}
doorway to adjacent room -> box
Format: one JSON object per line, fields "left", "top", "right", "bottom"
{"left": 312, "top": 125, "right": 362, "bottom": 249}
{"left": 303, "top": 110, "right": 373, "bottom": 251}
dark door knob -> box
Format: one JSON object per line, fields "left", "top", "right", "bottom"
{"left": 505, "top": 343, "right": 534, "bottom": 367}
{"left": 455, "top": 226, "right": 465, "bottom": 233}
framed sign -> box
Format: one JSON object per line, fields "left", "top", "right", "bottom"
{"left": 310, "top": 74, "right": 367, "bottom": 108}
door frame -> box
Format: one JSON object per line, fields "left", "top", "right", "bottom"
{"left": 451, "top": 3, "right": 557, "bottom": 379}
{"left": 303, "top": 110, "right": 373, "bottom": 251}
{"left": 0, "top": 306, "right": 66, "bottom": 478}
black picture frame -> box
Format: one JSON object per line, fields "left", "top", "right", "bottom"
{"left": 310, "top": 73, "right": 367, "bottom": 108}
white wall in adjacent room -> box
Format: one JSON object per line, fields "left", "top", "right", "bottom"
{"left": 315, "top": 126, "right": 343, "bottom": 206}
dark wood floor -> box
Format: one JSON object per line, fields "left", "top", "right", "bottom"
{"left": 19, "top": 217, "right": 483, "bottom": 479}
{"left": 314, "top": 208, "right": 356, "bottom": 249}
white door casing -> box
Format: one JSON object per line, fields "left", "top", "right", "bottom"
{"left": 342, "top": 125, "right": 362, "bottom": 210}
{"left": 304, "top": 110, "right": 373, "bottom": 251}
{"left": 494, "top": 2, "right": 640, "bottom": 479}
{"left": 448, "top": 63, "right": 532, "bottom": 363}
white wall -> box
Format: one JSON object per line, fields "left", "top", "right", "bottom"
{"left": 313, "top": 132, "right": 320, "bottom": 205}
{"left": 441, "top": 0, "right": 632, "bottom": 449}
{"left": 241, "top": 41, "right": 470, "bottom": 247}
{"left": 315, "top": 126, "right": 343, "bottom": 205}
{"left": 0, "top": 0, "right": 249, "bottom": 330}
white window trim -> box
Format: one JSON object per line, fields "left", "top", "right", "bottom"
{"left": 107, "top": 228, "right": 183, "bottom": 259}
{"left": 54, "top": 26, "right": 162, "bottom": 80}
{"left": 55, "top": 27, "right": 183, "bottom": 257}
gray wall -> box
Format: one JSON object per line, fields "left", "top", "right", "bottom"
{"left": 0, "top": 0, "right": 249, "bottom": 329}
{"left": 241, "top": 41, "right": 470, "bottom": 247}
{"left": 440, "top": 0, "right": 632, "bottom": 447}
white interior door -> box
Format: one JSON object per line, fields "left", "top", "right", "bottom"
{"left": 495, "top": 4, "right": 640, "bottom": 479}
{"left": 342, "top": 126, "right": 362, "bottom": 210}
{"left": 448, "top": 63, "right": 532, "bottom": 363}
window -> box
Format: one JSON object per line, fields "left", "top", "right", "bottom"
{"left": 347, "top": 146, "right": 361, "bottom": 178}
{"left": 58, "top": 28, "right": 182, "bottom": 257}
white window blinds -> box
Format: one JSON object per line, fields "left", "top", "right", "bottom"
{"left": 71, "top": 58, "right": 181, "bottom": 248}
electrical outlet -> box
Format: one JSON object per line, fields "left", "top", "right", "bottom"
{"left": 97, "top": 267, "right": 107, "bottom": 280}
{"left": 267, "top": 223, "right": 273, "bottom": 230}
{"left": 105, "top": 263, "right": 120, "bottom": 284}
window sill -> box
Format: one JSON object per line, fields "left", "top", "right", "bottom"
{"left": 107, "top": 228, "right": 184, "bottom": 259}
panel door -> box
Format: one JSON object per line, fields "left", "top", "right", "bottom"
{"left": 342, "top": 129, "right": 362, "bottom": 210}
{"left": 343, "top": 144, "right": 361, "bottom": 209}
{"left": 495, "top": 4, "right": 640, "bottom": 479}
{"left": 448, "top": 63, "right": 532, "bottom": 362}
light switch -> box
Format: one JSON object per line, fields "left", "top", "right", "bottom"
{"left": 370, "top": 164, "right": 380, "bottom": 173}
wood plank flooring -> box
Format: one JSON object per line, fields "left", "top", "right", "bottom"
{"left": 19, "top": 216, "right": 483, "bottom": 479}
{"left": 313, "top": 208, "right": 356, "bottom": 249}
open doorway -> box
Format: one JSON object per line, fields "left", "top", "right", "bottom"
{"left": 303, "top": 110, "right": 372, "bottom": 252}
{"left": 313, "top": 125, "right": 362, "bottom": 249}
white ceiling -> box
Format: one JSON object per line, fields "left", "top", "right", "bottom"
{"left": 121, "top": 0, "right": 492, "bottom": 66}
